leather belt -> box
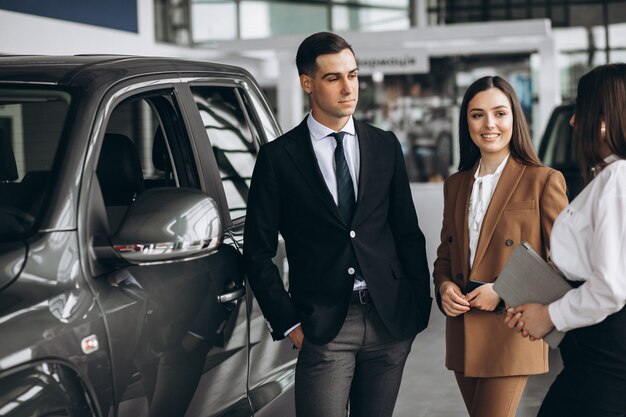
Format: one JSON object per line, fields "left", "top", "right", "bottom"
{"left": 350, "top": 289, "right": 371, "bottom": 305}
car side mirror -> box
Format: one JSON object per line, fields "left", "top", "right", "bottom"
{"left": 96, "top": 188, "right": 222, "bottom": 265}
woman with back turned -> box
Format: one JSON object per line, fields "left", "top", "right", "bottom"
{"left": 433, "top": 76, "right": 568, "bottom": 417}
{"left": 506, "top": 63, "right": 626, "bottom": 417}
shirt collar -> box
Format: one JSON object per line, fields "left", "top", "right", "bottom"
{"left": 474, "top": 153, "right": 510, "bottom": 180}
{"left": 594, "top": 154, "right": 622, "bottom": 176}
{"left": 307, "top": 113, "right": 356, "bottom": 142}
{"left": 604, "top": 154, "right": 621, "bottom": 164}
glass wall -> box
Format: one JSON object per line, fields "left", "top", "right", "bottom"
{"left": 427, "top": 0, "right": 626, "bottom": 28}
{"left": 426, "top": 0, "right": 626, "bottom": 98}
{"left": 156, "top": 0, "right": 410, "bottom": 44}
{"left": 556, "top": 21, "right": 626, "bottom": 101}
{"left": 332, "top": 4, "right": 409, "bottom": 32}
{"left": 242, "top": 2, "right": 328, "bottom": 39}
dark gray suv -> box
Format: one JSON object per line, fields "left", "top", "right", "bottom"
{"left": 0, "top": 56, "right": 296, "bottom": 417}
{"left": 537, "top": 102, "right": 584, "bottom": 199}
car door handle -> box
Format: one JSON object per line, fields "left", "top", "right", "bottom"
{"left": 217, "top": 286, "right": 246, "bottom": 303}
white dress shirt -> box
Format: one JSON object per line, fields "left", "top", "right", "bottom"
{"left": 307, "top": 114, "right": 360, "bottom": 203}
{"left": 468, "top": 155, "right": 509, "bottom": 268}
{"left": 549, "top": 155, "right": 626, "bottom": 332}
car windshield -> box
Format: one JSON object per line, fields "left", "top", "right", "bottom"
{"left": 0, "top": 87, "right": 71, "bottom": 239}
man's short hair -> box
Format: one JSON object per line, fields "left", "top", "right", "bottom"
{"left": 296, "top": 31, "right": 355, "bottom": 76}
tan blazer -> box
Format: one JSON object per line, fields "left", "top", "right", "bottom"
{"left": 433, "top": 157, "right": 568, "bottom": 377}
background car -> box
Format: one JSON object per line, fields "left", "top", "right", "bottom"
{"left": 0, "top": 56, "right": 297, "bottom": 417}
{"left": 537, "top": 102, "right": 584, "bottom": 199}
{"left": 407, "top": 105, "right": 453, "bottom": 181}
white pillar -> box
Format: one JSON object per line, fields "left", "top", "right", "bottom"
{"left": 138, "top": 0, "right": 155, "bottom": 45}
{"left": 276, "top": 50, "right": 305, "bottom": 132}
{"left": 414, "top": 0, "right": 427, "bottom": 28}
{"left": 537, "top": 36, "right": 561, "bottom": 140}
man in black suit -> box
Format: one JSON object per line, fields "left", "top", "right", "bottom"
{"left": 244, "top": 31, "right": 431, "bottom": 417}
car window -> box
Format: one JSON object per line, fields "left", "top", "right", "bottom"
{"left": 190, "top": 85, "right": 258, "bottom": 220}
{"left": 539, "top": 103, "right": 585, "bottom": 198}
{"left": 0, "top": 87, "right": 71, "bottom": 238}
{"left": 540, "top": 106, "right": 575, "bottom": 168}
{"left": 97, "top": 91, "right": 200, "bottom": 233}
{"left": 246, "top": 88, "right": 281, "bottom": 142}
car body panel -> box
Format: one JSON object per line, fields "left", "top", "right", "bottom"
{"left": 0, "top": 232, "right": 112, "bottom": 414}
{"left": 0, "top": 242, "right": 26, "bottom": 290}
{"left": 0, "top": 362, "right": 97, "bottom": 416}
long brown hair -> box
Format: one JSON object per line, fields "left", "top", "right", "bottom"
{"left": 458, "top": 76, "right": 541, "bottom": 171}
{"left": 573, "top": 63, "right": 626, "bottom": 184}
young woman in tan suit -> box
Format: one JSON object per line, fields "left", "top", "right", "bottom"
{"left": 433, "top": 76, "right": 569, "bottom": 417}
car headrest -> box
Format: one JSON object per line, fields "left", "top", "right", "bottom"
{"left": 152, "top": 127, "right": 169, "bottom": 172}
{"left": 97, "top": 133, "right": 145, "bottom": 206}
{"left": 0, "top": 128, "right": 18, "bottom": 181}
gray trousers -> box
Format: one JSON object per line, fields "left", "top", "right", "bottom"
{"left": 295, "top": 302, "right": 414, "bottom": 417}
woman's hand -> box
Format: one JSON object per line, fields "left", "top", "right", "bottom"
{"left": 439, "top": 281, "right": 470, "bottom": 317}
{"left": 505, "top": 303, "right": 554, "bottom": 340}
{"left": 466, "top": 283, "right": 501, "bottom": 311}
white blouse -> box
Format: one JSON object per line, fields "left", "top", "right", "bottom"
{"left": 549, "top": 156, "right": 626, "bottom": 332}
{"left": 468, "top": 155, "right": 510, "bottom": 268}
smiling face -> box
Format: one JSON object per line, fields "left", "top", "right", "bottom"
{"left": 300, "top": 48, "right": 359, "bottom": 131}
{"left": 467, "top": 87, "right": 513, "bottom": 162}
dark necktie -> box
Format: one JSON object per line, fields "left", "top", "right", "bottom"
{"left": 331, "top": 132, "right": 356, "bottom": 225}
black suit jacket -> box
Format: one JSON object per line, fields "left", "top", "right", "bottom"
{"left": 244, "top": 117, "right": 432, "bottom": 345}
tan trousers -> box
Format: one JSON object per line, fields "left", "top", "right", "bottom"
{"left": 454, "top": 372, "right": 528, "bottom": 417}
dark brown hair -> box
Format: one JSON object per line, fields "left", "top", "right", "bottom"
{"left": 458, "top": 76, "right": 541, "bottom": 171}
{"left": 573, "top": 63, "right": 626, "bottom": 184}
{"left": 296, "top": 32, "right": 355, "bottom": 76}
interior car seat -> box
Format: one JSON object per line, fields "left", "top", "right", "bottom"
{"left": 96, "top": 133, "right": 145, "bottom": 232}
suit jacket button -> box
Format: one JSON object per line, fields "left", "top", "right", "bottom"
{"left": 506, "top": 239, "right": 514, "bottom": 246}
{"left": 350, "top": 230, "right": 356, "bottom": 238}
{"left": 348, "top": 267, "right": 356, "bottom": 275}
{"left": 456, "top": 273, "right": 463, "bottom": 281}
{"left": 448, "top": 236, "right": 453, "bottom": 243}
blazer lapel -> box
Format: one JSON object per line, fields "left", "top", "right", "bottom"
{"left": 284, "top": 117, "right": 344, "bottom": 222}
{"left": 455, "top": 167, "right": 475, "bottom": 278}
{"left": 471, "top": 158, "right": 526, "bottom": 272}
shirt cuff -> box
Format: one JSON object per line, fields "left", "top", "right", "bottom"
{"left": 284, "top": 323, "right": 301, "bottom": 337}
{"left": 548, "top": 301, "right": 567, "bottom": 332}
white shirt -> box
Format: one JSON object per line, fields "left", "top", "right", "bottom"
{"left": 549, "top": 156, "right": 626, "bottom": 332}
{"left": 468, "top": 155, "right": 510, "bottom": 268}
{"left": 307, "top": 114, "right": 360, "bottom": 203}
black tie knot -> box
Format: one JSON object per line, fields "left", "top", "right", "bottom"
{"left": 331, "top": 131, "right": 346, "bottom": 145}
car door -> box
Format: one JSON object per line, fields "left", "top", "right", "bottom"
{"left": 183, "top": 79, "right": 298, "bottom": 416}
{"left": 82, "top": 82, "right": 250, "bottom": 417}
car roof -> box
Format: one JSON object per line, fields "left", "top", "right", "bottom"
{"left": 0, "top": 55, "right": 252, "bottom": 86}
